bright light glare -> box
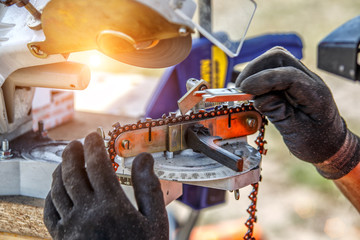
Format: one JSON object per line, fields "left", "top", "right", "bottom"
{"left": 324, "top": 217, "right": 347, "bottom": 238}
{"left": 89, "top": 54, "right": 102, "bottom": 68}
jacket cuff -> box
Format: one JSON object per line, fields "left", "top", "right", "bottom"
{"left": 314, "top": 130, "right": 360, "bottom": 179}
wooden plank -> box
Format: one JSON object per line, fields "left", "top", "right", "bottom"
{"left": 0, "top": 232, "right": 49, "bottom": 240}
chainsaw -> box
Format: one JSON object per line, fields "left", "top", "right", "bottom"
{"left": 106, "top": 78, "right": 267, "bottom": 191}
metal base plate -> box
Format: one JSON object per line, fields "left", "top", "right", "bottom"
{"left": 21, "top": 141, "right": 68, "bottom": 163}
{"left": 116, "top": 140, "right": 261, "bottom": 190}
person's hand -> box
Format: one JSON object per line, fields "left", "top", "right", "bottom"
{"left": 44, "top": 132, "right": 168, "bottom": 240}
{"left": 236, "top": 47, "right": 360, "bottom": 179}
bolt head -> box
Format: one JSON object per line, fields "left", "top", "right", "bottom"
{"left": 246, "top": 118, "right": 257, "bottom": 129}
{"left": 122, "top": 140, "right": 130, "bottom": 150}
{"left": 178, "top": 26, "right": 189, "bottom": 36}
{"left": 0, "top": 149, "right": 13, "bottom": 159}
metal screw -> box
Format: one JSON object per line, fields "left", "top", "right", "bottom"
{"left": 178, "top": 26, "right": 188, "bottom": 36}
{"left": 2, "top": 140, "right": 9, "bottom": 151}
{"left": 234, "top": 189, "right": 240, "bottom": 200}
{"left": 199, "top": 84, "right": 208, "bottom": 91}
{"left": 349, "top": 69, "right": 355, "bottom": 78}
{"left": 29, "top": 44, "right": 47, "bottom": 57}
{"left": 0, "top": 139, "right": 13, "bottom": 159}
{"left": 37, "top": 120, "right": 48, "bottom": 138}
{"left": 246, "top": 118, "right": 257, "bottom": 129}
{"left": 339, "top": 65, "right": 345, "bottom": 72}
{"left": 122, "top": 140, "right": 130, "bottom": 150}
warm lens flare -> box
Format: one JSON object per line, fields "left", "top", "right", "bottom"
{"left": 89, "top": 54, "right": 102, "bottom": 68}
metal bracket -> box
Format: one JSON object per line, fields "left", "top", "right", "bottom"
{"left": 318, "top": 16, "right": 360, "bottom": 81}
{"left": 185, "top": 124, "right": 243, "bottom": 172}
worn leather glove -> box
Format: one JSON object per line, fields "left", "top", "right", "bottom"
{"left": 44, "top": 132, "right": 168, "bottom": 240}
{"left": 236, "top": 47, "right": 360, "bottom": 179}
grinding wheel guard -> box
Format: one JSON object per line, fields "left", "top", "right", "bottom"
{"left": 28, "top": 0, "right": 196, "bottom": 68}
{"left": 29, "top": 0, "right": 256, "bottom": 67}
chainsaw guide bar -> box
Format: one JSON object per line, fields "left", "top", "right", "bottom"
{"left": 107, "top": 102, "right": 267, "bottom": 191}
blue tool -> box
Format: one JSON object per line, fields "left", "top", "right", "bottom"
{"left": 146, "top": 33, "right": 303, "bottom": 210}
{"left": 145, "top": 33, "right": 303, "bottom": 119}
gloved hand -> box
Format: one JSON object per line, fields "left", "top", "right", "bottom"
{"left": 236, "top": 47, "right": 360, "bottom": 179}
{"left": 44, "top": 132, "right": 168, "bottom": 240}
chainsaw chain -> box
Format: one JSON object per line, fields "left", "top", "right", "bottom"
{"left": 107, "top": 102, "right": 268, "bottom": 240}
{"left": 244, "top": 110, "right": 267, "bottom": 240}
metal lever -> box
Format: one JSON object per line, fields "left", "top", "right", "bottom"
{"left": 194, "top": 88, "right": 254, "bottom": 102}
{"left": 185, "top": 124, "right": 243, "bottom": 172}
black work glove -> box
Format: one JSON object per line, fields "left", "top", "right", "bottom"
{"left": 44, "top": 132, "right": 168, "bottom": 240}
{"left": 236, "top": 47, "right": 360, "bottom": 179}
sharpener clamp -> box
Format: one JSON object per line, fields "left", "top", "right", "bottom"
{"left": 186, "top": 124, "right": 244, "bottom": 172}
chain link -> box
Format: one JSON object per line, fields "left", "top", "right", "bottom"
{"left": 244, "top": 115, "right": 267, "bottom": 240}
{"left": 244, "top": 182, "right": 259, "bottom": 240}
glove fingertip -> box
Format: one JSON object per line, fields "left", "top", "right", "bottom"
{"left": 62, "top": 140, "right": 83, "bottom": 158}
{"left": 131, "top": 152, "right": 154, "bottom": 176}
{"left": 132, "top": 153, "right": 167, "bottom": 225}
{"left": 84, "top": 132, "right": 105, "bottom": 149}
{"left": 236, "top": 76, "right": 259, "bottom": 95}
{"left": 83, "top": 131, "right": 112, "bottom": 170}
